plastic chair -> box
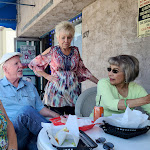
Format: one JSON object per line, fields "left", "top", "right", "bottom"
{"left": 75, "top": 86, "right": 97, "bottom": 117}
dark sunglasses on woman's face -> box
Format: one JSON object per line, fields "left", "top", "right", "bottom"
{"left": 96, "top": 137, "right": 114, "bottom": 150}
{"left": 107, "top": 67, "right": 119, "bottom": 74}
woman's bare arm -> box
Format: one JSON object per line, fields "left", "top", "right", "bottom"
{"left": 41, "top": 47, "right": 51, "bottom": 55}
{"left": 89, "top": 76, "right": 99, "bottom": 84}
{"left": 0, "top": 101, "right": 17, "bottom": 150}
{"left": 118, "top": 94, "right": 150, "bottom": 110}
{"left": 36, "top": 71, "right": 59, "bottom": 83}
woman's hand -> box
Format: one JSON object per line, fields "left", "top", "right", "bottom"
{"left": 36, "top": 71, "right": 59, "bottom": 83}
{"left": 118, "top": 94, "right": 150, "bottom": 110}
{"left": 46, "top": 75, "right": 59, "bottom": 83}
{"left": 36, "top": 71, "right": 60, "bottom": 87}
{"left": 45, "top": 74, "right": 60, "bottom": 88}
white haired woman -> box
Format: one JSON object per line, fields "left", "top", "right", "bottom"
{"left": 29, "top": 21, "right": 98, "bottom": 115}
{"left": 90, "top": 55, "right": 150, "bottom": 117}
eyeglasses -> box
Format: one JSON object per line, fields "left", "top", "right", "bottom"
{"left": 95, "top": 137, "right": 114, "bottom": 150}
{"left": 107, "top": 67, "right": 120, "bottom": 74}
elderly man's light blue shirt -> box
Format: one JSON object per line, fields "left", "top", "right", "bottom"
{"left": 0, "top": 76, "right": 44, "bottom": 121}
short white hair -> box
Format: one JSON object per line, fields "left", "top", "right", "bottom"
{"left": 55, "top": 21, "right": 75, "bottom": 38}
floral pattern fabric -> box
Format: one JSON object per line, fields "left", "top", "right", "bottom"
{"left": 29, "top": 46, "right": 93, "bottom": 107}
{"left": 0, "top": 110, "right": 8, "bottom": 150}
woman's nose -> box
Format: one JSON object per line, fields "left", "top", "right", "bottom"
{"left": 108, "top": 71, "right": 113, "bottom": 76}
{"left": 65, "top": 38, "right": 68, "bottom": 42}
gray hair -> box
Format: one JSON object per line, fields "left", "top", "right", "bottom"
{"left": 55, "top": 21, "right": 75, "bottom": 38}
{"left": 108, "top": 55, "right": 139, "bottom": 83}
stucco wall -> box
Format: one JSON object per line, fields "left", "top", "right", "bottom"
{"left": 17, "top": 0, "right": 96, "bottom": 37}
{"left": 17, "top": 0, "right": 51, "bottom": 32}
{"left": 82, "top": 0, "right": 150, "bottom": 93}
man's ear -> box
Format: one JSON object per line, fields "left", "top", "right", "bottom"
{"left": 3, "top": 65, "right": 8, "bottom": 74}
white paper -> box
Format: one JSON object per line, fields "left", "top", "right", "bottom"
{"left": 77, "top": 118, "right": 92, "bottom": 127}
{"left": 66, "top": 115, "right": 79, "bottom": 146}
{"left": 41, "top": 115, "right": 80, "bottom": 147}
{"left": 94, "top": 106, "right": 150, "bottom": 128}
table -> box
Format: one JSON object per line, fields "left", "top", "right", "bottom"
{"left": 37, "top": 124, "right": 150, "bottom": 150}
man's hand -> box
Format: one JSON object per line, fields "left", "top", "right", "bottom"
{"left": 40, "top": 107, "right": 60, "bottom": 118}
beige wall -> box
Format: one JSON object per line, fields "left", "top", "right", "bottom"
{"left": 17, "top": 0, "right": 96, "bottom": 37}
{"left": 82, "top": 0, "right": 150, "bottom": 93}
{"left": 0, "top": 27, "right": 16, "bottom": 78}
{"left": 16, "top": 0, "right": 150, "bottom": 93}
{"left": 17, "top": 0, "right": 50, "bottom": 30}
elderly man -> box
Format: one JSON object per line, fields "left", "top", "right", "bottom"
{"left": 0, "top": 52, "right": 60, "bottom": 150}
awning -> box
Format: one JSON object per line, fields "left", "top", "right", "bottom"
{"left": 0, "top": 0, "right": 35, "bottom": 30}
{"left": 0, "top": 0, "right": 17, "bottom": 30}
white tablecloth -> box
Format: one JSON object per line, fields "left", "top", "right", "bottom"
{"left": 37, "top": 124, "right": 150, "bottom": 150}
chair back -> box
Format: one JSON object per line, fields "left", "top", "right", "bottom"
{"left": 75, "top": 86, "right": 97, "bottom": 117}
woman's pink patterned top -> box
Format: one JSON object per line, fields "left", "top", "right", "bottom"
{"left": 29, "top": 46, "right": 93, "bottom": 107}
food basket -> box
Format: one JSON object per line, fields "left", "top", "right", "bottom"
{"left": 47, "top": 130, "right": 98, "bottom": 150}
{"left": 100, "top": 121, "right": 150, "bottom": 139}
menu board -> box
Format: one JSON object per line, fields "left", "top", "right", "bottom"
{"left": 138, "top": 0, "right": 150, "bottom": 37}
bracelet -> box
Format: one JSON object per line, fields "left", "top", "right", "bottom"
{"left": 124, "top": 98, "right": 128, "bottom": 107}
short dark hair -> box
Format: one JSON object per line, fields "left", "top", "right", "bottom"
{"left": 108, "top": 55, "right": 139, "bottom": 83}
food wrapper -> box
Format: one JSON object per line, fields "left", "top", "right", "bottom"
{"left": 95, "top": 106, "right": 150, "bottom": 128}
{"left": 50, "top": 116, "right": 95, "bottom": 131}
{"left": 42, "top": 115, "right": 79, "bottom": 147}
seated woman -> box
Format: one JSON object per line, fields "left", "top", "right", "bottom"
{"left": 91, "top": 55, "right": 150, "bottom": 117}
{"left": 0, "top": 100, "right": 17, "bottom": 149}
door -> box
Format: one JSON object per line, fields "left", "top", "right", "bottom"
{"left": 14, "top": 37, "right": 42, "bottom": 96}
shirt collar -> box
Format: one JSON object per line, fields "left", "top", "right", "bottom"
{"left": 1, "top": 76, "right": 27, "bottom": 89}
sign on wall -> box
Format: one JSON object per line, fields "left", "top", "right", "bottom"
{"left": 138, "top": 0, "right": 150, "bottom": 37}
{"left": 20, "top": 45, "right": 36, "bottom": 67}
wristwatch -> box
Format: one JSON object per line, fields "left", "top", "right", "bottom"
{"left": 9, "top": 149, "right": 16, "bottom": 150}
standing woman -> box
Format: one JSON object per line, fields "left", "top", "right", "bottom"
{"left": 0, "top": 100, "right": 17, "bottom": 149}
{"left": 29, "top": 21, "right": 98, "bottom": 115}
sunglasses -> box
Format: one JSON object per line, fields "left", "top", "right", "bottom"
{"left": 95, "top": 137, "right": 114, "bottom": 150}
{"left": 107, "top": 67, "right": 120, "bottom": 74}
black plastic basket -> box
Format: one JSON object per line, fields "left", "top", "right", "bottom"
{"left": 100, "top": 121, "right": 150, "bottom": 139}
{"left": 47, "top": 130, "right": 98, "bottom": 150}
